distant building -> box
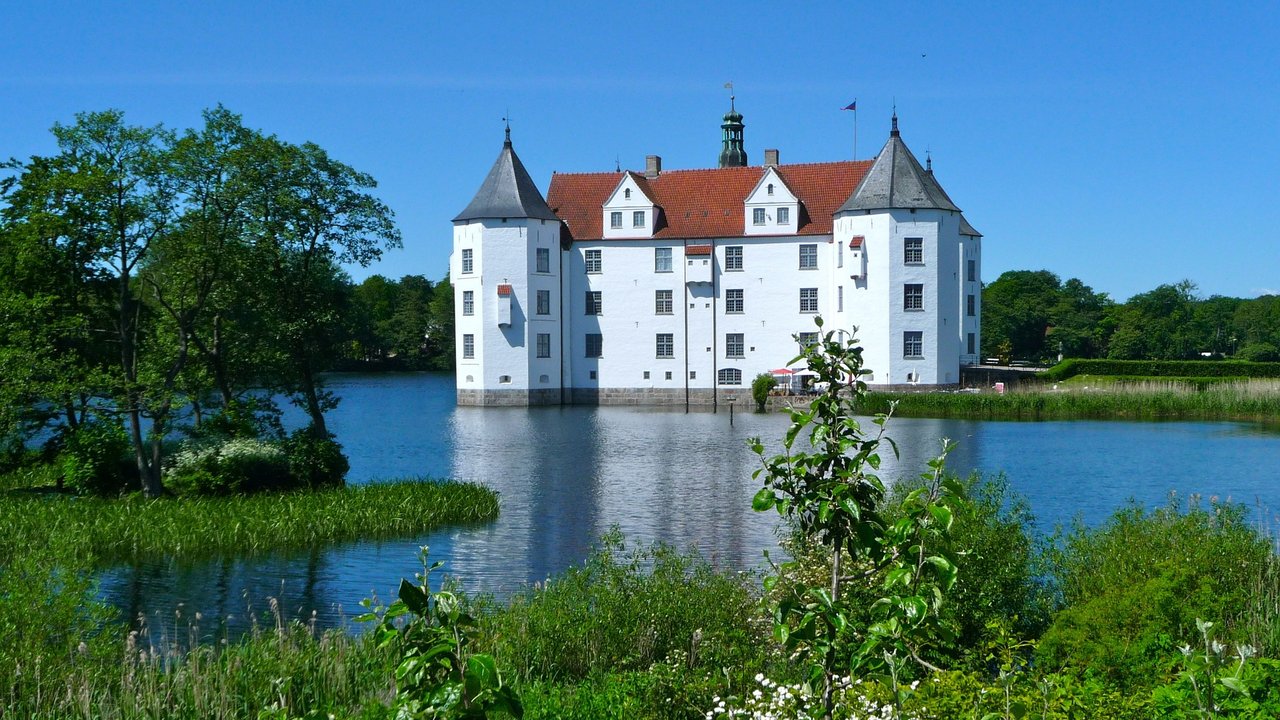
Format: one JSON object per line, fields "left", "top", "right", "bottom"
{"left": 451, "top": 106, "right": 982, "bottom": 406}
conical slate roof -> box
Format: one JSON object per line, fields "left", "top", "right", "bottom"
{"left": 453, "top": 133, "right": 559, "bottom": 223}
{"left": 838, "top": 118, "right": 960, "bottom": 214}
{"left": 958, "top": 215, "right": 982, "bottom": 237}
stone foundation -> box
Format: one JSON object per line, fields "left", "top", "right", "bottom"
{"left": 456, "top": 388, "right": 564, "bottom": 406}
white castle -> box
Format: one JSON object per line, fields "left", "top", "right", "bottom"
{"left": 451, "top": 106, "right": 982, "bottom": 407}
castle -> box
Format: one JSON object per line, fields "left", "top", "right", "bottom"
{"left": 451, "top": 105, "right": 982, "bottom": 407}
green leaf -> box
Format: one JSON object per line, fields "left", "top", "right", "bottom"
{"left": 752, "top": 487, "right": 776, "bottom": 512}
{"left": 928, "top": 504, "right": 953, "bottom": 530}
{"left": 397, "top": 579, "right": 429, "bottom": 616}
{"left": 1219, "top": 675, "right": 1248, "bottom": 695}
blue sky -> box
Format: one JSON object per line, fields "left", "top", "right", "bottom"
{"left": 3, "top": 2, "right": 1278, "bottom": 301}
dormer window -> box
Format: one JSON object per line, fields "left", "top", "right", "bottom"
{"left": 633, "top": 210, "right": 645, "bottom": 228}
{"left": 777, "top": 207, "right": 790, "bottom": 225}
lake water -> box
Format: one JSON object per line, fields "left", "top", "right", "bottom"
{"left": 99, "top": 372, "right": 1280, "bottom": 635}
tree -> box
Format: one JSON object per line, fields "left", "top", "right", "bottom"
{"left": 1107, "top": 281, "right": 1199, "bottom": 360}
{"left": 981, "top": 270, "right": 1062, "bottom": 362}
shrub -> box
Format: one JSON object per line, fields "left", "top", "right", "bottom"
{"left": 58, "top": 419, "right": 133, "bottom": 495}
{"left": 1042, "top": 358, "right": 1280, "bottom": 381}
{"left": 751, "top": 373, "right": 776, "bottom": 412}
{"left": 1238, "top": 342, "right": 1280, "bottom": 363}
{"left": 283, "top": 427, "right": 349, "bottom": 489}
{"left": 165, "top": 438, "right": 293, "bottom": 495}
{"left": 1037, "top": 498, "right": 1273, "bottom": 689}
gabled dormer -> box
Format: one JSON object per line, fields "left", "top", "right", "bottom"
{"left": 602, "top": 171, "right": 658, "bottom": 239}
{"left": 743, "top": 164, "right": 799, "bottom": 236}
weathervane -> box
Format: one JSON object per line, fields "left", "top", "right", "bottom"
{"left": 724, "top": 81, "right": 735, "bottom": 111}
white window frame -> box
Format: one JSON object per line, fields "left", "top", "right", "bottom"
{"left": 585, "top": 249, "right": 602, "bottom": 273}
{"left": 799, "top": 287, "right": 818, "bottom": 313}
{"left": 461, "top": 248, "right": 474, "bottom": 274}
{"left": 655, "top": 289, "right": 673, "bottom": 315}
{"left": 798, "top": 332, "right": 819, "bottom": 347}
{"left": 462, "top": 290, "right": 474, "bottom": 316}
{"left": 462, "top": 334, "right": 475, "bottom": 359}
{"left": 610, "top": 211, "right": 622, "bottom": 229}
{"left": 632, "top": 210, "right": 645, "bottom": 228}
{"left": 726, "top": 333, "right": 744, "bottom": 358}
{"left": 725, "top": 288, "right": 744, "bottom": 314}
{"left": 724, "top": 245, "right": 743, "bottom": 271}
{"left": 656, "top": 333, "right": 674, "bottom": 358}
{"left": 536, "top": 289, "right": 550, "bottom": 316}
{"left": 904, "top": 331, "right": 924, "bottom": 359}
{"left": 536, "top": 333, "right": 551, "bottom": 358}
{"left": 799, "top": 244, "right": 818, "bottom": 270}
{"left": 585, "top": 290, "right": 602, "bottom": 316}
{"left": 536, "top": 247, "right": 550, "bottom": 273}
{"left": 904, "top": 237, "right": 923, "bottom": 265}
{"left": 718, "top": 368, "right": 743, "bottom": 385}
{"left": 752, "top": 208, "right": 766, "bottom": 225}
{"left": 904, "top": 283, "right": 924, "bottom": 311}
{"left": 655, "top": 247, "right": 672, "bottom": 273}
{"left": 837, "top": 285, "right": 844, "bottom": 312}
{"left": 777, "top": 207, "right": 790, "bottom": 225}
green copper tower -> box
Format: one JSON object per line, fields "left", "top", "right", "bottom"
{"left": 718, "top": 96, "right": 747, "bottom": 168}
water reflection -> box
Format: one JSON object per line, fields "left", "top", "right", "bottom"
{"left": 98, "top": 374, "right": 1280, "bottom": 637}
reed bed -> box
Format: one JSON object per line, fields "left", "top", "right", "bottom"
{"left": 860, "top": 378, "right": 1280, "bottom": 421}
{"left": 0, "top": 478, "right": 499, "bottom": 564}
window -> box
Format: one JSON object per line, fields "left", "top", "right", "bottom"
{"left": 799, "top": 244, "right": 817, "bottom": 269}
{"left": 585, "top": 333, "right": 602, "bottom": 358}
{"left": 725, "top": 288, "right": 743, "bottom": 313}
{"left": 967, "top": 332, "right": 976, "bottom": 355}
{"left": 967, "top": 258, "right": 976, "bottom": 282}
{"left": 725, "top": 246, "right": 743, "bottom": 271}
{"left": 798, "top": 332, "right": 819, "bottom": 347}
{"left": 536, "top": 289, "right": 550, "bottom": 315}
{"left": 726, "top": 333, "right": 744, "bottom": 358}
{"left": 462, "top": 334, "right": 475, "bottom": 359}
{"left": 753, "top": 208, "right": 766, "bottom": 225}
{"left": 966, "top": 294, "right": 976, "bottom": 317}
{"left": 632, "top": 210, "right": 645, "bottom": 228}
{"left": 589, "top": 370, "right": 597, "bottom": 380}
{"left": 536, "top": 333, "right": 551, "bottom": 358}
{"left": 767, "top": 183, "right": 774, "bottom": 196}
{"left": 656, "top": 333, "right": 674, "bottom": 358}
{"left": 799, "top": 287, "right": 818, "bottom": 313}
{"left": 689, "top": 371, "right": 696, "bottom": 379}
{"left": 536, "top": 247, "right": 550, "bottom": 273}
{"left": 585, "top": 290, "right": 602, "bottom": 316}
{"left": 777, "top": 207, "right": 790, "bottom": 225}
{"left": 585, "top": 249, "right": 602, "bottom": 273}
{"left": 837, "top": 237, "right": 843, "bottom": 267}
{"left": 462, "top": 290, "right": 474, "bottom": 316}
{"left": 837, "top": 286, "right": 844, "bottom": 312}
{"left": 624, "top": 188, "right": 631, "bottom": 200}
{"left": 904, "top": 284, "right": 924, "bottom": 311}
{"left": 610, "top": 211, "right": 622, "bottom": 229}
{"left": 655, "top": 289, "right": 673, "bottom": 314}
{"left": 655, "top": 247, "right": 672, "bottom": 273}
{"left": 904, "top": 237, "right": 923, "bottom": 264}
{"left": 499, "top": 375, "right": 511, "bottom": 384}
{"left": 643, "top": 371, "right": 650, "bottom": 379}
{"left": 461, "top": 248, "right": 473, "bottom": 274}
{"left": 665, "top": 371, "right": 672, "bottom": 380}
{"left": 903, "top": 331, "right": 923, "bottom": 359}
{"left": 718, "top": 368, "right": 742, "bottom": 385}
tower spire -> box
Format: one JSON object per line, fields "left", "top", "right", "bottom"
{"left": 718, "top": 87, "right": 747, "bottom": 168}
{"left": 891, "top": 111, "right": 899, "bottom": 137}
{"left": 503, "top": 113, "right": 512, "bottom": 147}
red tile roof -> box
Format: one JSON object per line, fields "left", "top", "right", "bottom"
{"left": 547, "top": 160, "right": 873, "bottom": 242}
{"left": 497, "top": 284, "right": 513, "bottom": 296}
{"left": 849, "top": 235, "right": 864, "bottom": 248}
{"left": 685, "top": 244, "right": 713, "bottom": 256}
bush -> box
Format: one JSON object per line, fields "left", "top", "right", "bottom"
{"left": 751, "top": 373, "right": 776, "bottom": 412}
{"left": 1042, "top": 358, "right": 1280, "bottom": 381}
{"left": 58, "top": 419, "right": 133, "bottom": 495}
{"left": 283, "top": 428, "right": 349, "bottom": 489}
{"left": 1037, "top": 498, "right": 1273, "bottom": 689}
{"left": 165, "top": 438, "right": 293, "bottom": 495}
{"left": 1238, "top": 342, "right": 1280, "bottom": 363}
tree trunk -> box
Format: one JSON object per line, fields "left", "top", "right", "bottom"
{"left": 298, "top": 355, "right": 328, "bottom": 437}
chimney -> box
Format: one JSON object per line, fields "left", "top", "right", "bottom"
{"left": 645, "top": 155, "right": 662, "bottom": 178}
{"left": 764, "top": 148, "right": 779, "bottom": 167}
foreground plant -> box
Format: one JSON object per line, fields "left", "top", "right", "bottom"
{"left": 751, "top": 319, "right": 963, "bottom": 720}
{"left": 360, "top": 546, "right": 522, "bottom": 719}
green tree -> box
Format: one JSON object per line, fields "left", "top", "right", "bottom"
{"left": 982, "top": 270, "right": 1062, "bottom": 362}
{"left": 1107, "top": 281, "right": 1198, "bottom": 360}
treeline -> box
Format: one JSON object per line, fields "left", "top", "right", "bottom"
{"left": 0, "top": 107, "right": 401, "bottom": 496}
{"left": 983, "top": 270, "right": 1280, "bottom": 363}
{"left": 338, "top": 273, "right": 454, "bottom": 371}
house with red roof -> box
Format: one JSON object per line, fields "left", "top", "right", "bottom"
{"left": 451, "top": 105, "right": 982, "bottom": 406}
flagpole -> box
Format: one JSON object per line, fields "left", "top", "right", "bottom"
{"left": 853, "top": 104, "right": 858, "bottom": 160}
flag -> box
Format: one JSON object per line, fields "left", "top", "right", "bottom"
{"left": 842, "top": 100, "right": 857, "bottom": 111}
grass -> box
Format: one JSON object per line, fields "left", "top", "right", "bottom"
{"left": 860, "top": 378, "right": 1280, "bottom": 422}
{"left": 0, "top": 477, "right": 499, "bottom": 564}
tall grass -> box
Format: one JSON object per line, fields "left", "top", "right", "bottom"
{"left": 0, "top": 478, "right": 499, "bottom": 564}
{"left": 862, "top": 379, "right": 1280, "bottom": 421}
